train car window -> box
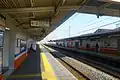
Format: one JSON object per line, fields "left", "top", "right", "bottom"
{"left": 75, "top": 42, "right": 79, "bottom": 48}
{"left": 80, "top": 40, "right": 82, "bottom": 46}
{"left": 71, "top": 42, "right": 73, "bottom": 46}
{"left": 108, "top": 43, "right": 110, "bottom": 46}
{"left": 20, "top": 40, "right": 26, "bottom": 52}
{"left": 104, "top": 40, "right": 108, "bottom": 47}
{"left": 107, "top": 40, "right": 111, "bottom": 47}
{"left": 16, "top": 38, "right": 20, "bottom": 47}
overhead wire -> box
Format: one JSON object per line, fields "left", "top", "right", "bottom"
{"left": 68, "top": 7, "right": 113, "bottom": 36}
{"left": 71, "top": 20, "right": 120, "bottom": 36}
{"left": 81, "top": 17, "right": 112, "bottom": 28}
{"left": 68, "top": 15, "right": 112, "bottom": 36}
{"left": 65, "top": 0, "right": 88, "bottom": 25}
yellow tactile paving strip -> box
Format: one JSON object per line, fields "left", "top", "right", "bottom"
{"left": 40, "top": 45, "right": 78, "bottom": 80}
{"left": 41, "top": 52, "right": 57, "bottom": 80}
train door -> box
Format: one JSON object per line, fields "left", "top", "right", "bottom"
{"left": 75, "top": 41, "right": 79, "bottom": 48}
{"left": 118, "top": 39, "right": 120, "bottom": 50}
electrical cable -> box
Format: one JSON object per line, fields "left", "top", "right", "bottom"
{"left": 71, "top": 20, "right": 120, "bottom": 36}
{"left": 68, "top": 16, "right": 112, "bottom": 36}
{"left": 82, "top": 17, "right": 112, "bottom": 28}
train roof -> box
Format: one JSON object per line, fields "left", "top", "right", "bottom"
{"left": 52, "top": 28, "right": 120, "bottom": 41}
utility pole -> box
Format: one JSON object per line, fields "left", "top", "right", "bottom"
{"left": 69, "top": 25, "right": 71, "bottom": 37}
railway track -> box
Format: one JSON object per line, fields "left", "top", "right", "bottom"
{"left": 44, "top": 45, "right": 120, "bottom": 80}
{"left": 55, "top": 56, "right": 88, "bottom": 80}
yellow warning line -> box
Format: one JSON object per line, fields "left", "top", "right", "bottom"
{"left": 41, "top": 52, "right": 57, "bottom": 80}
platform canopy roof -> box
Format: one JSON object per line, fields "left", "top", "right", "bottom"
{"left": 0, "top": 0, "right": 120, "bottom": 41}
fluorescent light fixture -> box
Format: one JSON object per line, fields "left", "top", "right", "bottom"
{"left": 5, "top": 27, "right": 10, "bottom": 31}
{"left": 98, "top": 0, "right": 120, "bottom": 2}
{"left": 111, "top": 0, "right": 120, "bottom": 2}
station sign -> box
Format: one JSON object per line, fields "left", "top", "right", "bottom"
{"left": 30, "top": 20, "right": 50, "bottom": 27}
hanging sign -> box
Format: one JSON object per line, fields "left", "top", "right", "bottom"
{"left": 30, "top": 20, "right": 50, "bottom": 27}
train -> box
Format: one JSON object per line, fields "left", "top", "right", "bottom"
{"left": 49, "top": 28, "right": 120, "bottom": 56}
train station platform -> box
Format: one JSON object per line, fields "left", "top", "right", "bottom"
{"left": 6, "top": 45, "right": 41, "bottom": 80}
{"left": 5, "top": 44, "right": 77, "bottom": 80}
{"left": 40, "top": 45, "right": 77, "bottom": 80}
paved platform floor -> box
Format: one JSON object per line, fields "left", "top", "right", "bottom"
{"left": 6, "top": 45, "right": 41, "bottom": 80}
{"left": 41, "top": 45, "right": 77, "bottom": 80}
{"left": 6, "top": 44, "right": 77, "bottom": 80}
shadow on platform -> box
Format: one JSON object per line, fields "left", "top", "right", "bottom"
{"left": 6, "top": 44, "right": 42, "bottom": 80}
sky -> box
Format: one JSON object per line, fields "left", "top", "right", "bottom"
{"left": 41, "top": 12, "right": 120, "bottom": 43}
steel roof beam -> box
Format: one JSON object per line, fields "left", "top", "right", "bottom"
{"left": 30, "top": 0, "right": 35, "bottom": 18}
{"left": 0, "top": 6, "right": 79, "bottom": 13}
{"left": 13, "top": 16, "right": 35, "bottom": 19}
{"left": 0, "top": 5, "right": 120, "bottom": 17}
{"left": 54, "top": 0, "right": 66, "bottom": 16}
{"left": 78, "top": 5, "right": 120, "bottom": 17}
{"left": 0, "top": 7, "right": 55, "bottom": 13}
